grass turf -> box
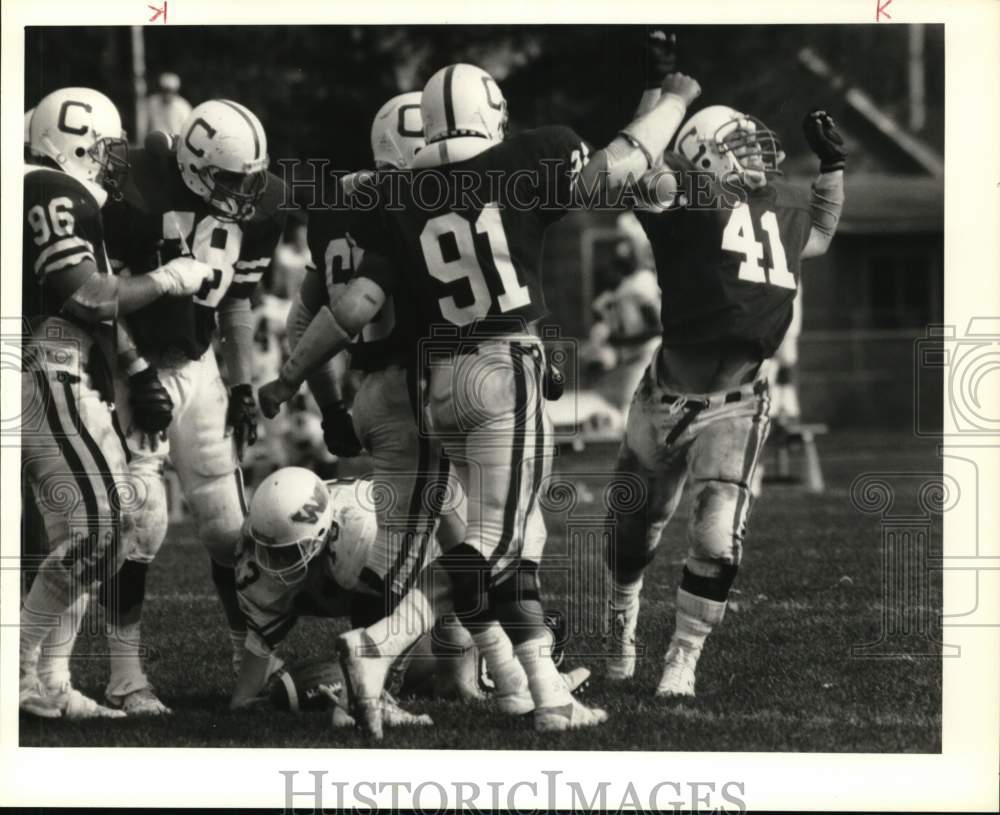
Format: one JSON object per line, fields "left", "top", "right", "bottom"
{"left": 19, "top": 430, "right": 942, "bottom": 751}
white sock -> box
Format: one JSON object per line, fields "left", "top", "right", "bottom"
{"left": 513, "top": 631, "right": 573, "bottom": 710}
{"left": 21, "top": 569, "right": 73, "bottom": 680}
{"left": 673, "top": 587, "right": 727, "bottom": 652}
{"left": 610, "top": 575, "right": 643, "bottom": 613}
{"left": 38, "top": 591, "right": 89, "bottom": 689}
{"left": 472, "top": 621, "right": 528, "bottom": 698}
{"left": 106, "top": 618, "right": 148, "bottom": 697}
{"left": 366, "top": 587, "right": 435, "bottom": 660}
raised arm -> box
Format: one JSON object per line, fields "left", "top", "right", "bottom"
{"left": 800, "top": 109, "right": 847, "bottom": 259}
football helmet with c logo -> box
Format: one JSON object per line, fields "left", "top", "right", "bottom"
{"left": 176, "top": 99, "right": 270, "bottom": 221}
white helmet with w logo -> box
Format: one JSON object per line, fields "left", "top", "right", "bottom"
{"left": 248, "top": 467, "right": 335, "bottom": 586}
{"left": 176, "top": 99, "right": 270, "bottom": 221}
{"left": 371, "top": 91, "right": 425, "bottom": 169}
{"left": 421, "top": 63, "right": 507, "bottom": 145}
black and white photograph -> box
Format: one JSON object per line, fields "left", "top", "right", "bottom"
{"left": 2, "top": 1, "right": 998, "bottom": 811}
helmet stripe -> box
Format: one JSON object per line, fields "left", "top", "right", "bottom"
{"left": 442, "top": 65, "right": 457, "bottom": 133}
{"left": 219, "top": 99, "right": 261, "bottom": 160}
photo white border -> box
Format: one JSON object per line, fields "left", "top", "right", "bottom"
{"left": 2, "top": 0, "right": 998, "bottom": 810}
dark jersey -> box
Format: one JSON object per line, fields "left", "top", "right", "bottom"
{"left": 103, "top": 148, "right": 287, "bottom": 360}
{"left": 23, "top": 166, "right": 110, "bottom": 326}
{"left": 307, "top": 177, "right": 413, "bottom": 372}
{"left": 636, "top": 165, "right": 812, "bottom": 359}
{"left": 350, "top": 126, "right": 589, "bottom": 340}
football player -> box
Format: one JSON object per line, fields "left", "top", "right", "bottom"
{"left": 603, "top": 83, "right": 846, "bottom": 697}
{"left": 20, "top": 88, "right": 214, "bottom": 718}
{"left": 287, "top": 92, "right": 548, "bottom": 717}
{"left": 231, "top": 468, "right": 584, "bottom": 722}
{"left": 260, "top": 54, "right": 702, "bottom": 733}
{"left": 290, "top": 92, "right": 461, "bottom": 619}
{"left": 97, "top": 100, "right": 288, "bottom": 714}
{"left": 229, "top": 467, "right": 435, "bottom": 727}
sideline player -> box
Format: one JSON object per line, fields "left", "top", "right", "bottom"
{"left": 20, "top": 88, "right": 214, "bottom": 718}
{"left": 97, "top": 100, "right": 288, "bottom": 714}
{"left": 604, "top": 94, "right": 846, "bottom": 696}
{"left": 261, "top": 53, "right": 703, "bottom": 733}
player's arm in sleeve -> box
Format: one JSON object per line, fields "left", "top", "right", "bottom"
{"left": 230, "top": 559, "right": 297, "bottom": 709}
{"left": 288, "top": 263, "right": 364, "bottom": 456}
{"left": 26, "top": 178, "right": 214, "bottom": 323}
{"left": 572, "top": 31, "right": 697, "bottom": 209}
{"left": 259, "top": 258, "right": 392, "bottom": 418}
{"left": 220, "top": 209, "right": 286, "bottom": 457}
{"left": 800, "top": 109, "right": 846, "bottom": 260}
{"left": 258, "top": 203, "right": 394, "bottom": 418}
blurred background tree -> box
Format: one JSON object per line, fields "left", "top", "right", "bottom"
{"left": 26, "top": 24, "right": 943, "bottom": 174}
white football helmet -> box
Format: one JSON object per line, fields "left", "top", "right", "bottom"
{"left": 371, "top": 91, "right": 425, "bottom": 169}
{"left": 421, "top": 64, "right": 507, "bottom": 145}
{"left": 248, "top": 467, "right": 335, "bottom": 586}
{"left": 29, "top": 88, "right": 129, "bottom": 197}
{"left": 176, "top": 99, "right": 270, "bottom": 221}
{"left": 674, "top": 105, "right": 781, "bottom": 189}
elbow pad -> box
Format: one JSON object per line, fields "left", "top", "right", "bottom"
{"left": 61, "top": 272, "right": 120, "bottom": 323}
{"left": 809, "top": 170, "right": 844, "bottom": 239}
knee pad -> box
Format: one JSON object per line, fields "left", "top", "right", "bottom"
{"left": 187, "top": 472, "right": 246, "bottom": 567}
{"left": 98, "top": 559, "right": 149, "bottom": 620}
{"left": 488, "top": 558, "right": 541, "bottom": 606}
{"left": 127, "top": 465, "right": 169, "bottom": 563}
{"left": 687, "top": 481, "right": 748, "bottom": 566}
{"left": 437, "top": 544, "right": 493, "bottom": 627}
{"left": 604, "top": 509, "right": 658, "bottom": 580}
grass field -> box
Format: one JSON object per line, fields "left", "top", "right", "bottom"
{"left": 20, "top": 430, "right": 943, "bottom": 751}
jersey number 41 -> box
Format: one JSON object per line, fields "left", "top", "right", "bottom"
{"left": 721, "top": 204, "right": 796, "bottom": 290}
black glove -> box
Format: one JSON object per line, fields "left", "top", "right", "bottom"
{"left": 543, "top": 359, "right": 565, "bottom": 401}
{"left": 128, "top": 367, "right": 173, "bottom": 448}
{"left": 226, "top": 384, "right": 258, "bottom": 461}
{"left": 803, "top": 109, "right": 847, "bottom": 173}
{"left": 320, "top": 401, "right": 363, "bottom": 457}
{"left": 643, "top": 29, "right": 677, "bottom": 90}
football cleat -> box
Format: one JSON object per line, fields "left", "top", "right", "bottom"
{"left": 655, "top": 641, "right": 700, "bottom": 698}
{"left": 46, "top": 682, "right": 127, "bottom": 719}
{"left": 495, "top": 686, "right": 534, "bottom": 716}
{"left": 107, "top": 686, "right": 172, "bottom": 716}
{"left": 606, "top": 605, "right": 639, "bottom": 681}
{"left": 535, "top": 697, "right": 609, "bottom": 733}
{"left": 336, "top": 628, "right": 392, "bottom": 741}
{"left": 495, "top": 668, "right": 591, "bottom": 716}
{"left": 20, "top": 676, "right": 62, "bottom": 718}
{"left": 381, "top": 692, "right": 433, "bottom": 728}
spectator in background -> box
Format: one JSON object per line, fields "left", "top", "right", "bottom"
{"left": 270, "top": 216, "right": 311, "bottom": 300}
{"left": 141, "top": 72, "right": 192, "bottom": 137}
{"left": 582, "top": 215, "right": 662, "bottom": 413}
